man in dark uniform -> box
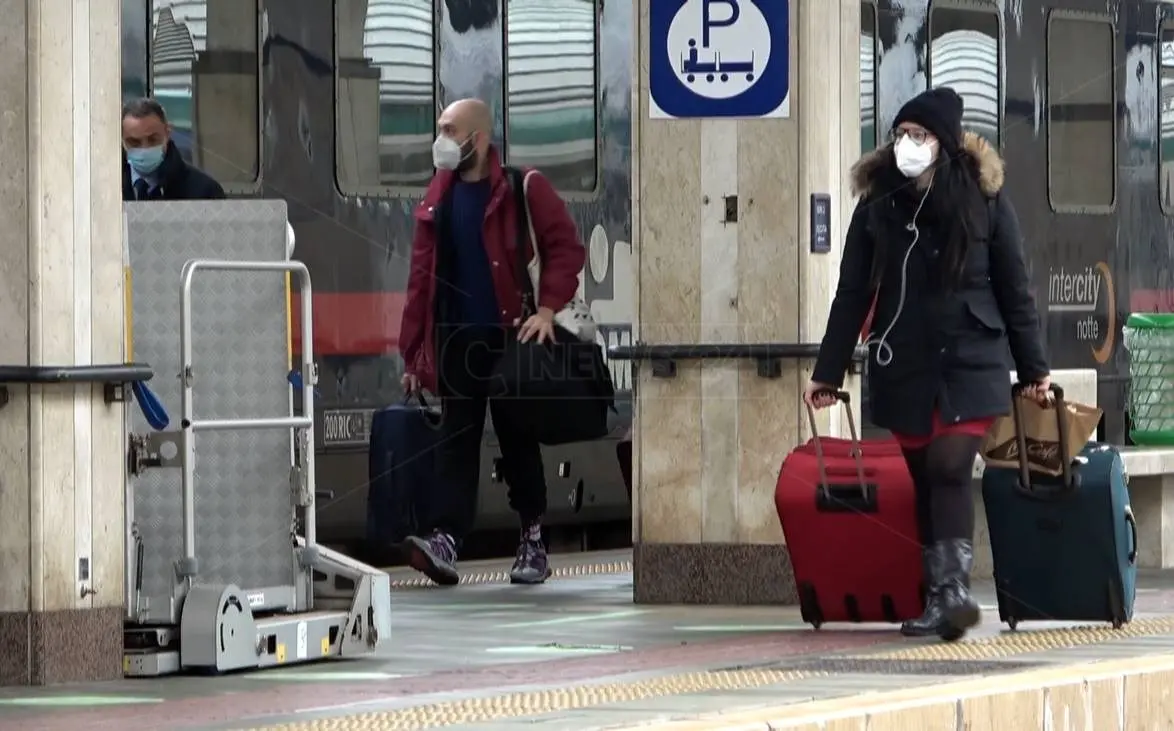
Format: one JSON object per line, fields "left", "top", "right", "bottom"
{"left": 121, "top": 97, "right": 225, "bottom": 201}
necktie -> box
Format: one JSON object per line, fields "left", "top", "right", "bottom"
{"left": 134, "top": 178, "right": 150, "bottom": 201}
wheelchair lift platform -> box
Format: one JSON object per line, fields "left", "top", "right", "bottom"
{"left": 120, "top": 202, "right": 391, "bottom": 676}
{"left": 123, "top": 539, "right": 391, "bottom": 676}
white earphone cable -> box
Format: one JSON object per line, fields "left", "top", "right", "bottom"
{"left": 863, "top": 183, "right": 933, "bottom": 367}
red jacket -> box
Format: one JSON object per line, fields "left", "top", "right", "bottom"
{"left": 399, "top": 148, "right": 586, "bottom": 391}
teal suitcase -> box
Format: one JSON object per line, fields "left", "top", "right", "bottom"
{"left": 981, "top": 385, "right": 1137, "bottom": 629}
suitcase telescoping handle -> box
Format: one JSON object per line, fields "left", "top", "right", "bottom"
{"left": 1010, "top": 382, "right": 1074, "bottom": 493}
{"left": 805, "top": 389, "right": 868, "bottom": 501}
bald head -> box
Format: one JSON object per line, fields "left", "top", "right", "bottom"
{"left": 434, "top": 98, "right": 493, "bottom": 178}
{"left": 440, "top": 98, "right": 492, "bottom": 135}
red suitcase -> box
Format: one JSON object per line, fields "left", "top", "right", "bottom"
{"left": 775, "top": 390, "right": 923, "bottom": 628}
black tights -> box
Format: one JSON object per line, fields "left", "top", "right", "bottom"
{"left": 901, "top": 434, "right": 982, "bottom": 546}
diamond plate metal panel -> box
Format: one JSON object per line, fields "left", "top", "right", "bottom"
{"left": 126, "top": 201, "right": 296, "bottom": 613}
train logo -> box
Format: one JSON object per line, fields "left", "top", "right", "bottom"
{"left": 1046, "top": 262, "right": 1115, "bottom": 365}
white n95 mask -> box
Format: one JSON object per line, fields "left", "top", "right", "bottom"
{"left": 894, "top": 136, "right": 935, "bottom": 178}
{"left": 432, "top": 135, "right": 462, "bottom": 170}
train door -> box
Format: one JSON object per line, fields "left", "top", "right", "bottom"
{"left": 1029, "top": 2, "right": 1121, "bottom": 440}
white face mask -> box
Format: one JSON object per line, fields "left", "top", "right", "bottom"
{"left": 432, "top": 135, "right": 462, "bottom": 170}
{"left": 894, "top": 135, "right": 935, "bottom": 178}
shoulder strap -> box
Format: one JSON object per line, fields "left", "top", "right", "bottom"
{"left": 503, "top": 166, "right": 537, "bottom": 315}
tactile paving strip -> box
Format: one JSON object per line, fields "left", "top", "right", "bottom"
{"left": 847, "top": 616, "right": 1174, "bottom": 661}
{"left": 387, "top": 559, "right": 633, "bottom": 589}
{"left": 786, "top": 657, "right": 1041, "bottom": 675}
{"left": 245, "top": 667, "right": 818, "bottom": 730}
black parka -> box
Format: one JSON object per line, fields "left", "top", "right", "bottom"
{"left": 812, "top": 132, "right": 1049, "bottom": 436}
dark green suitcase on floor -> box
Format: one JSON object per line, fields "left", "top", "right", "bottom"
{"left": 981, "top": 385, "right": 1138, "bottom": 630}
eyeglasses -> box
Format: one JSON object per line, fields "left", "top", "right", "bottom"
{"left": 890, "top": 128, "right": 931, "bottom": 145}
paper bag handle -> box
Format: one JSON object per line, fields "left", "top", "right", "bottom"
{"left": 1010, "top": 382, "right": 1074, "bottom": 492}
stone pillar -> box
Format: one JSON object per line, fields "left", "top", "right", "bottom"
{"left": 632, "top": 0, "right": 862, "bottom": 604}
{"left": 0, "top": 0, "right": 127, "bottom": 684}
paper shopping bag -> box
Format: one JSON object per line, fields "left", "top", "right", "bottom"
{"left": 981, "top": 394, "right": 1103, "bottom": 477}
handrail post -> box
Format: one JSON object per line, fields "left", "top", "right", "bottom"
{"left": 296, "top": 264, "right": 317, "bottom": 552}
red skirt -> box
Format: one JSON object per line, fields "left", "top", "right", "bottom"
{"left": 891, "top": 409, "right": 996, "bottom": 451}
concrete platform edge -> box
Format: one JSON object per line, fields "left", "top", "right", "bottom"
{"left": 624, "top": 651, "right": 1174, "bottom": 729}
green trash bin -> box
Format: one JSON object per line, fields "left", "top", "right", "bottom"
{"left": 1124, "top": 313, "right": 1174, "bottom": 445}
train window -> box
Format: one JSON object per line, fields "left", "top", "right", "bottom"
{"left": 436, "top": 1, "right": 506, "bottom": 151}
{"left": 861, "top": 1, "right": 878, "bottom": 153}
{"left": 1047, "top": 14, "right": 1115, "bottom": 211}
{"left": 148, "top": 0, "right": 260, "bottom": 189}
{"left": 123, "top": 0, "right": 150, "bottom": 102}
{"left": 928, "top": 2, "right": 1000, "bottom": 147}
{"left": 1161, "top": 25, "right": 1174, "bottom": 213}
{"left": 505, "top": 0, "right": 599, "bottom": 193}
{"left": 335, "top": 0, "right": 436, "bottom": 193}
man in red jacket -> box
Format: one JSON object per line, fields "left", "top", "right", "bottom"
{"left": 398, "top": 98, "right": 586, "bottom": 587}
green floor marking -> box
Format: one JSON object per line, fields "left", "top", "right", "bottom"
{"left": 485, "top": 643, "right": 633, "bottom": 655}
{"left": 427, "top": 603, "right": 535, "bottom": 612}
{"left": 250, "top": 671, "right": 403, "bottom": 681}
{"left": 673, "top": 624, "right": 806, "bottom": 632}
{"left": 0, "top": 695, "right": 163, "bottom": 707}
{"left": 495, "top": 609, "right": 645, "bottom": 629}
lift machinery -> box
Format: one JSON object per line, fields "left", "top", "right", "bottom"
{"left": 120, "top": 201, "right": 391, "bottom": 675}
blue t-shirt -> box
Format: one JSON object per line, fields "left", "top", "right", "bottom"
{"left": 445, "top": 179, "right": 499, "bottom": 326}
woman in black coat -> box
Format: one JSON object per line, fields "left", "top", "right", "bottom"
{"left": 805, "top": 87, "right": 1051, "bottom": 641}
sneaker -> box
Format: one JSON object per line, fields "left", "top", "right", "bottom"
{"left": 403, "top": 530, "right": 459, "bottom": 586}
{"left": 509, "top": 537, "right": 552, "bottom": 585}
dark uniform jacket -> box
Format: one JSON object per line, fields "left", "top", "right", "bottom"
{"left": 121, "top": 140, "right": 226, "bottom": 202}
{"left": 813, "top": 132, "right": 1049, "bottom": 436}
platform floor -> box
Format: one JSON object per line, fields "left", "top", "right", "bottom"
{"left": 3, "top": 550, "right": 1174, "bottom": 730}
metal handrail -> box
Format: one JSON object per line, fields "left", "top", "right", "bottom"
{"left": 178, "top": 259, "right": 317, "bottom": 604}
{"left": 0, "top": 363, "right": 153, "bottom": 383}
{"left": 0, "top": 363, "right": 154, "bottom": 407}
{"left": 608, "top": 343, "right": 867, "bottom": 378}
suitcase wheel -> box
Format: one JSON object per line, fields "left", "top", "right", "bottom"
{"left": 798, "top": 582, "right": 823, "bottom": 630}
{"left": 1107, "top": 578, "right": 1128, "bottom": 630}
{"left": 1006, "top": 618, "right": 1018, "bottom": 631}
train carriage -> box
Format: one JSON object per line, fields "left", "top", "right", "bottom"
{"left": 120, "top": 0, "right": 1174, "bottom": 554}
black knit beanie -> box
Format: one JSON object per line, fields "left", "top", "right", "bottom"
{"left": 892, "top": 87, "right": 964, "bottom": 153}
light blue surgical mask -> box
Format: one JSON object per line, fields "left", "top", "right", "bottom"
{"left": 126, "top": 145, "right": 165, "bottom": 175}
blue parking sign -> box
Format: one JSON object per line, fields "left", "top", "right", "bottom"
{"left": 649, "top": 0, "right": 790, "bottom": 119}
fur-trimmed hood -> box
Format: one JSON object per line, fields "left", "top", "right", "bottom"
{"left": 849, "top": 131, "right": 1005, "bottom": 198}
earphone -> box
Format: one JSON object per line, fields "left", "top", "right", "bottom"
{"left": 863, "top": 183, "right": 933, "bottom": 367}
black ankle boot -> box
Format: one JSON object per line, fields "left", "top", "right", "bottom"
{"left": 936, "top": 538, "right": 981, "bottom": 641}
{"left": 900, "top": 545, "right": 947, "bottom": 637}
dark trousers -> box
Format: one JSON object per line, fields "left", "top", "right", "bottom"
{"left": 901, "top": 433, "right": 983, "bottom": 546}
{"left": 427, "top": 325, "right": 547, "bottom": 543}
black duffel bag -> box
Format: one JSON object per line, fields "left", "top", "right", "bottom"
{"left": 490, "top": 325, "right": 614, "bottom": 445}
{"left": 488, "top": 166, "right": 615, "bottom": 445}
